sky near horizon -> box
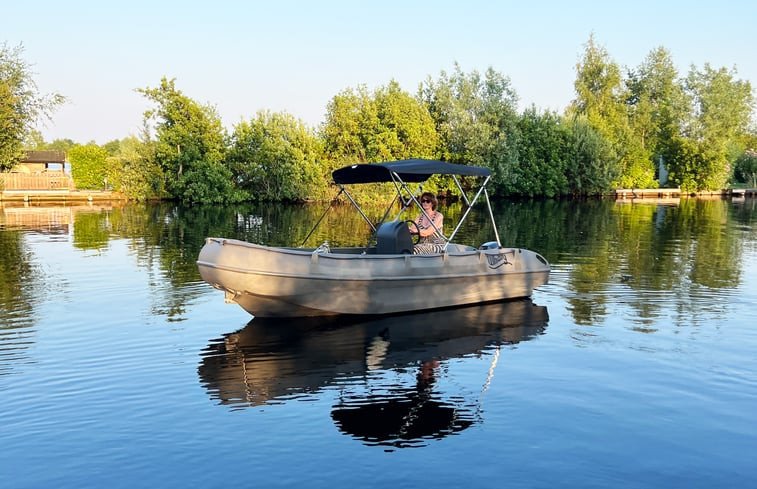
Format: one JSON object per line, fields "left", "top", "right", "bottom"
{"left": 3, "top": 1, "right": 756, "bottom": 145}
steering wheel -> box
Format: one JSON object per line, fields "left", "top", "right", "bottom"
{"left": 404, "top": 220, "right": 422, "bottom": 245}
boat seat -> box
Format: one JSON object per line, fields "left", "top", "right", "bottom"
{"left": 375, "top": 221, "right": 413, "bottom": 254}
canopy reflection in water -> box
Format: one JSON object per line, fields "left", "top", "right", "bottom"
{"left": 198, "top": 299, "right": 549, "bottom": 448}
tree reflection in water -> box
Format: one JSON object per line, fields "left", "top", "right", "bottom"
{"left": 0, "top": 229, "right": 38, "bottom": 376}
{"left": 2, "top": 197, "right": 754, "bottom": 378}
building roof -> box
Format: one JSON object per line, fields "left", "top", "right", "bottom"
{"left": 21, "top": 151, "right": 67, "bottom": 163}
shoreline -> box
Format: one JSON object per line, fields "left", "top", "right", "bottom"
{"left": 2, "top": 188, "right": 755, "bottom": 205}
{"left": 615, "top": 188, "right": 757, "bottom": 199}
{"left": 0, "top": 189, "right": 128, "bottom": 203}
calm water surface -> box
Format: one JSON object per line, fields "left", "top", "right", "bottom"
{"left": 1, "top": 198, "right": 756, "bottom": 488}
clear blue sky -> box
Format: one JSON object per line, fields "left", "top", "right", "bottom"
{"left": 4, "top": 0, "right": 756, "bottom": 144}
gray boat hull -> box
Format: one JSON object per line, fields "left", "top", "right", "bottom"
{"left": 197, "top": 238, "right": 550, "bottom": 317}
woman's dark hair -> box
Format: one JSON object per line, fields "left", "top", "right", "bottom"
{"left": 420, "top": 192, "right": 438, "bottom": 210}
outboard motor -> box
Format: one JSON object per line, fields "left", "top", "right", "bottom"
{"left": 479, "top": 241, "right": 500, "bottom": 250}
{"left": 376, "top": 221, "right": 413, "bottom": 254}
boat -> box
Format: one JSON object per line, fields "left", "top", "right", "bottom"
{"left": 197, "top": 158, "right": 550, "bottom": 317}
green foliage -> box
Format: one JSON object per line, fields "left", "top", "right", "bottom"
{"left": 568, "top": 34, "right": 656, "bottom": 188}
{"left": 0, "top": 230, "right": 36, "bottom": 327}
{"left": 72, "top": 210, "right": 112, "bottom": 250}
{"left": 666, "top": 137, "right": 730, "bottom": 192}
{"left": 320, "top": 85, "right": 370, "bottom": 163}
{"left": 503, "top": 109, "right": 618, "bottom": 197}
{"left": 171, "top": 159, "right": 243, "bottom": 204}
{"left": 685, "top": 64, "right": 754, "bottom": 144}
{"left": 614, "top": 145, "right": 656, "bottom": 189}
{"left": 569, "top": 36, "right": 756, "bottom": 192}
{"left": 46, "top": 138, "right": 76, "bottom": 152}
{"left": 321, "top": 80, "right": 437, "bottom": 164}
{"left": 69, "top": 143, "right": 109, "bottom": 189}
{"left": 663, "top": 64, "right": 755, "bottom": 191}
{"left": 734, "top": 149, "right": 757, "bottom": 186}
{"left": 23, "top": 129, "right": 46, "bottom": 149}
{"left": 227, "top": 111, "right": 327, "bottom": 201}
{"left": 568, "top": 35, "right": 627, "bottom": 146}
{"left": 12, "top": 42, "right": 753, "bottom": 200}
{"left": 107, "top": 136, "right": 165, "bottom": 200}
{"left": 419, "top": 63, "right": 519, "bottom": 193}
{"left": 321, "top": 80, "right": 438, "bottom": 200}
{"left": 626, "top": 47, "right": 690, "bottom": 161}
{"left": 369, "top": 80, "right": 438, "bottom": 161}
{"left": 565, "top": 116, "right": 619, "bottom": 195}
{"left": 0, "top": 43, "right": 65, "bottom": 171}
{"left": 138, "top": 77, "right": 238, "bottom": 204}
{"left": 569, "top": 37, "right": 661, "bottom": 188}
{"left": 102, "top": 139, "right": 121, "bottom": 156}
{"left": 613, "top": 125, "right": 656, "bottom": 188}
{"left": 510, "top": 108, "right": 569, "bottom": 197}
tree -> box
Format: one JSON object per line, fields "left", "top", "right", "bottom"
{"left": 44, "top": 138, "right": 76, "bottom": 153}
{"left": 568, "top": 35, "right": 626, "bottom": 143}
{"left": 734, "top": 149, "right": 757, "bottom": 187}
{"left": 419, "top": 63, "right": 519, "bottom": 193}
{"left": 23, "top": 128, "right": 46, "bottom": 149}
{"left": 227, "top": 111, "right": 326, "bottom": 201}
{"left": 686, "top": 64, "right": 754, "bottom": 144}
{"left": 512, "top": 109, "right": 617, "bottom": 197}
{"left": 69, "top": 143, "right": 109, "bottom": 189}
{"left": 102, "top": 139, "right": 122, "bottom": 156}
{"left": 322, "top": 80, "right": 437, "bottom": 164}
{"left": 569, "top": 35, "right": 656, "bottom": 188}
{"left": 626, "top": 47, "right": 690, "bottom": 180}
{"left": 103, "top": 134, "right": 163, "bottom": 200}
{"left": 512, "top": 107, "right": 569, "bottom": 197}
{"left": 565, "top": 115, "right": 619, "bottom": 195}
{"left": 321, "top": 84, "right": 372, "bottom": 164}
{"left": 0, "top": 42, "right": 65, "bottom": 171}
{"left": 666, "top": 136, "right": 730, "bottom": 192}
{"left": 137, "top": 77, "right": 241, "bottom": 203}
{"left": 321, "top": 80, "right": 438, "bottom": 200}
{"left": 664, "top": 64, "right": 755, "bottom": 191}
{"left": 370, "top": 80, "right": 438, "bottom": 162}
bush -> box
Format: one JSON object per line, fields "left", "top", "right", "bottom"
{"left": 69, "top": 144, "right": 109, "bottom": 189}
{"left": 734, "top": 149, "right": 757, "bottom": 187}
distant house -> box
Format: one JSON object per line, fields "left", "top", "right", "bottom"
{"left": 1, "top": 150, "right": 72, "bottom": 190}
{"left": 13, "top": 150, "right": 67, "bottom": 173}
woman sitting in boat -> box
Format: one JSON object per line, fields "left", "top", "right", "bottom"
{"left": 408, "top": 192, "right": 445, "bottom": 254}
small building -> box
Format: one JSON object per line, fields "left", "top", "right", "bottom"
{"left": 2, "top": 150, "right": 72, "bottom": 191}
{"left": 13, "top": 150, "right": 68, "bottom": 173}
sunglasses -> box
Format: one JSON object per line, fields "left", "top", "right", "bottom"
{"left": 421, "top": 199, "right": 432, "bottom": 203}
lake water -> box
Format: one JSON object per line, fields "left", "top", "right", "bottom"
{"left": 1, "top": 198, "right": 756, "bottom": 488}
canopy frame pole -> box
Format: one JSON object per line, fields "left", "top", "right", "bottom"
{"left": 339, "top": 184, "right": 377, "bottom": 232}
{"left": 363, "top": 192, "right": 403, "bottom": 248}
{"left": 388, "top": 173, "right": 424, "bottom": 220}
{"left": 452, "top": 175, "right": 470, "bottom": 206}
{"left": 446, "top": 175, "right": 491, "bottom": 246}
{"left": 300, "top": 187, "right": 345, "bottom": 247}
{"left": 484, "top": 186, "right": 502, "bottom": 247}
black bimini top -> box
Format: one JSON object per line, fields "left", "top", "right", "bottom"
{"left": 332, "top": 159, "right": 491, "bottom": 185}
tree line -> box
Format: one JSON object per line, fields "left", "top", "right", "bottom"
{"left": 2, "top": 36, "right": 756, "bottom": 203}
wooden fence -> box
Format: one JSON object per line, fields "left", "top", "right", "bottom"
{"left": 0, "top": 172, "right": 74, "bottom": 190}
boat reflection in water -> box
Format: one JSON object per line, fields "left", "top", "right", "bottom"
{"left": 198, "top": 299, "right": 549, "bottom": 449}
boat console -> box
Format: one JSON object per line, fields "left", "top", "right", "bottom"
{"left": 375, "top": 221, "right": 413, "bottom": 254}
